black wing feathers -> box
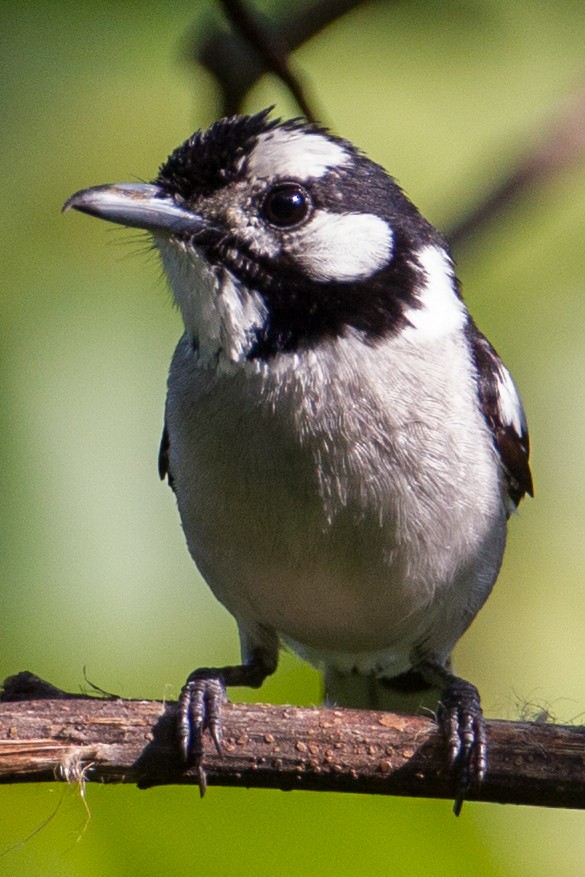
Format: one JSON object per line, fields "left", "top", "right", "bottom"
{"left": 466, "top": 322, "right": 533, "bottom": 508}
{"left": 158, "top": 423, "right": 175, "bottom": 492}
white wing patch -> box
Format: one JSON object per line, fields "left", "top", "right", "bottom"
{"left": 495, "top": 362, "right": 526, "bottom": 437}
{"left": 402, "top": 246, "right": 467, "bottom": 341}
{"left": 289, "top": 210, "right": 393, "bottom": 282}
{"left": 246, "top": 128, "right": 351, "bottom": 180}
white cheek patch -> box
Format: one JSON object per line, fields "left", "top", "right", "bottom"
{"left": 402, "top": 246, "right": 467, "bottom": 340}
{"left": 156, "top": 237, "right": 267, "bottom": 365}
{"left": 246, "top": 128, "right": 351, "bottom": 180}
{"left": 289, "top": 211, "right": 393, "bottom": 282}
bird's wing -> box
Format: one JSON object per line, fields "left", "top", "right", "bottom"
{"left": 466, "top": 322, "right": 533, "bottom": 509}
{"left": 158, "top": 422, "right": 175, "bottom": 492}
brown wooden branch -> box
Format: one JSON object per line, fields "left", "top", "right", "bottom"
{"left": 1, "top": 673, "right": 585, "bottom": 809}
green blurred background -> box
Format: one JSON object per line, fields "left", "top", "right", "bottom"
{"left": 2, "top": 1, "right": 585, "bottom": 874}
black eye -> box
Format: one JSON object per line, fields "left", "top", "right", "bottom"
{"left": 262, "top": 184, "right": 310, "bottom": 228}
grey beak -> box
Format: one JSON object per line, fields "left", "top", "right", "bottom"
{"left": 63, "top": 182, "right": 209, "bottom": 237}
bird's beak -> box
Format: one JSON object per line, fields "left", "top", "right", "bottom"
{"left": 63, "top": 182, "right": 210, "bottom": 238}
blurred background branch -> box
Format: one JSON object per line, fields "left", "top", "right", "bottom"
{"left": 447, "top": 85, "right": 585, "bottom": 248}
{"left": 190, "top": 0, "right": 585, "bottom": 249}
{"left": 188, "top": 0, "right": 365, "bottom": 120}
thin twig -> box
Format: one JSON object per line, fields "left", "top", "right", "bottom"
{"left": 218, "top": 0, "right": 317, "bottom": 122}
{"left": 189, "top": 0, "right": 364, "bottom": 119}
{"left": 190, "top": 3, "right": 585, "bottom": 251}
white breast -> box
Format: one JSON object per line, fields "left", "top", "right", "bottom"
{"left": 164, "top": 322, "right": 508, "bottom": 678}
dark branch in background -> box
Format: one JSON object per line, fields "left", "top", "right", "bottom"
{"left": 447, "top": 86, "right": 585, "bottom": 248}
{"left": 188, "top": 0, "right": 364, "bottom": 120}
{"left": 217, "top": 0, "right": 317, "bottom": 122}
{"left": 2, "top": 672, "right": 585, "bottom": 809}
{"left": 188, "top": 0, "right": 585, "bottom": 249}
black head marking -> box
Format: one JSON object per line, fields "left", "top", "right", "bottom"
{"left": 155, "top": 108, "right": 275, "bottom": 200}
{"left": 154, "top": 108, "right": 339, "bottom": 201}
{"left": 154, "top": 109, "right": 457, "bottom": 357}
{"left": 209, "top": 227, "right": 430, "bottom": 358}
{"left": 234, "top": 154, "right": 446, "bottom": 356}
{"left": 314, "top": 157, "right": 442, "bottom": 247}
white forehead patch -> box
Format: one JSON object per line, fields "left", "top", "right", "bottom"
{"left": 402, "top": 246, "right": 466, "bottom": 340}
{"left": 288, "top": 210, "right": 393, "bottom": 282}
{"left": 246, "top": 128, "right": 351, "bottom": 180}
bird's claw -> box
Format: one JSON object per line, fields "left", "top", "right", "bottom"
{"left": 437, "top": 677, "right": 487, "bottom": 815}
{"left": 178, "top": 674, "right": 227, "bottom": 796}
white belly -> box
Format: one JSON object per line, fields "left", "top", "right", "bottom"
{"left": 165, "top": 332, "right": 507, "bottom": 675}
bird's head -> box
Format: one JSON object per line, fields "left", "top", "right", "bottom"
{"left": 64, "top": 108, "right": 460, "bottom": 362}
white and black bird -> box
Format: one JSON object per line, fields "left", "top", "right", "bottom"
{"left": 64, "top": 109, "right": 532, "bottom": 810}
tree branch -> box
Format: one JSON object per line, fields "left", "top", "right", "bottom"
{"left": 188, "top": 0, "right": 364, "bottom": 118}
{"left": 189, "top": 2, "right": 585, "bottom": 251}
{"left": 217, "top": 0, "right": 318, "bottom": 122}
{"left": 1, "top": 673, "right": 584, "bottom": 808}
{"left": 447, "top": 85, "right": 585, "bottom": 248}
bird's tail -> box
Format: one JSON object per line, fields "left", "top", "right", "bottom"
{"left": 324, "top": 666, "right": 442, "bottom": 715}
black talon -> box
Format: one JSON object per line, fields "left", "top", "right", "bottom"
{"left": 438, "top": 676, "right": 487, "bottom": 815}
{"left": 179, "top": 675, "right": 227, "bottom": 756}
{"left": 178, "top": 673, "right": 227, "bottom": 795}
{"left": 177, "top": 646, "right": 276, "bottom": 794}
{"left": 418, "top": 661, "right": 487, "bottom": 815}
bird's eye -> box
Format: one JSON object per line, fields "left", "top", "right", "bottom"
{"left": 262, "top": 184, "right": 310, "bottom": 228}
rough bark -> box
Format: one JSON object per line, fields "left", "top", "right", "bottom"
{"left": 1, "top": 673, "right": 584, "bottom": 808}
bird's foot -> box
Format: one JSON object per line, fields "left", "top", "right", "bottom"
{"left": 177, "top": 648, "right": 276, "bottom": 795}
{"left": 178, "top": 671, "right": 227, "bottom": 796}
{"left": 437, "top": 676, "right": 487, "bottom": 816}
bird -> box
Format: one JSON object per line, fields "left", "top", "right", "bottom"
{"left": 64, "top": 108, "right": 532, "bottom": 811}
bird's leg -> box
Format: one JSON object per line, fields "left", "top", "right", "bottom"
{"left": 178, "top": 647, "right": 275, "bottom": 795}
{"left": 417, "top": 660, "right": 487, "bottom": 815}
